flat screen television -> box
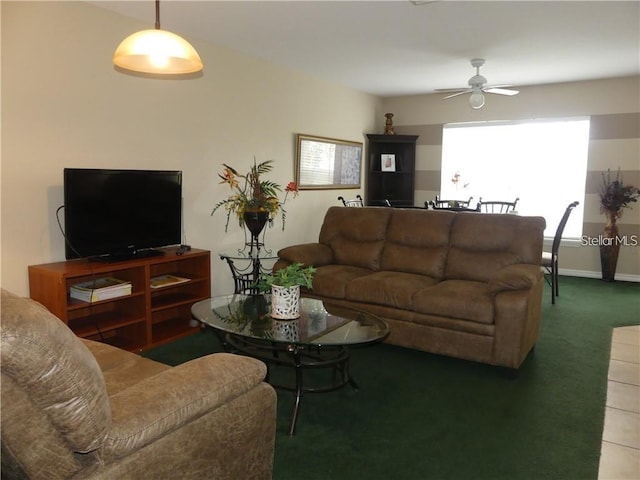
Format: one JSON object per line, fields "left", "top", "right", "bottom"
{"left": 63, "top": 168, "right": 182, "bottom": 261}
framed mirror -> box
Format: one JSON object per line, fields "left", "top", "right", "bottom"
{"left": 295, "top": 134, "right": 363, "bottom": 190}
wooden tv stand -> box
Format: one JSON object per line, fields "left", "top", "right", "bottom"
{"left": 28, "top": 247, "right": 211, "bottom": 352}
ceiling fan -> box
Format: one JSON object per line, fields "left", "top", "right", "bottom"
{"left": 438, "top": 59, "right": 519, "bottom": 109}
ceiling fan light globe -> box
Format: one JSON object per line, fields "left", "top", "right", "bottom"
{"left": 469, "top": 91, "right": 485, "bottom": 109}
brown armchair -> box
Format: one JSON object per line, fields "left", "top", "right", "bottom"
{"left": 1, "top": 290, "right": 277, "bottom": 480}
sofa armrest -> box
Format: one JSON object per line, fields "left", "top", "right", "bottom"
{"left": 103, "top": 353, "right": 267, "bottom": 459}
{"left": 488, "top": 264, "right": 543, "bottom": 295}
{"left": 277, "top": 243, "right": 334, "bottom": 267}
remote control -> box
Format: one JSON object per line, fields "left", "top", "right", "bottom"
{"left": 176, "top": 244, "right": 191, "bottom": 256}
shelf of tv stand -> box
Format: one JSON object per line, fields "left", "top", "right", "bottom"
{"left": 28, "top": 247, "right": 211, "bottom": 353}
{"left": 68, "top": 309, "right": 146, "bottom": 337}
{"left": 67, "top": 291, "right": 145, "bottom": 310}
{"left": 151, "top": 318, "right": 201, "bottom": 348}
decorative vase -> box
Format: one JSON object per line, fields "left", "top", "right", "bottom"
{"left": 270, "top": 284, "right": 300, "bottom": 319}
{"left": 384, "top": 113, "right": 395, "bottom": 135}
{"left": 243, "top": 210, "right": 269, "bottom": 254}
{"left": 243, "top": 210, "right": 269, "bottom": 236}
{"left": 600, "top": 211, "right": 620, "bottom": 282}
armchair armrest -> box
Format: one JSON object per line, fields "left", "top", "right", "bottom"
{"left": 488, "top": 264, "right": 543, "bottom": 295}
{"left": 103, "top": 353, "right": 266, "bottom": 459}
{"left": 277, "top": 243, "right": 334, "bottom": 267}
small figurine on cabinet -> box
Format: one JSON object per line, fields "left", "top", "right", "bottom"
{"left": 384, "top": 113, "right": 395, "bottom": 135}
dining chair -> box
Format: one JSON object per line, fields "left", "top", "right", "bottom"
{"left": 542, "top": 201, "right": 579, "bottom": 304}
{"left": 429, "top": 195, "right": 474, "bottom": 209}
{"left": 427, "top": 196, "right": 480, "bottom": 212}
{"left": 478, "top": 197, "right": 519, "bottom": 213}
{"left": 338, "top": 195, "right": 364, "bottom": 207}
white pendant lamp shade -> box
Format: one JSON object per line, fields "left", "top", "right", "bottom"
{"left": 113, "top": 29, "right": 203, "bottom": 74}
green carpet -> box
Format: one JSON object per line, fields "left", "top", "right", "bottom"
{"left": 145, "top": 277, "right": 640, "bottom": 480}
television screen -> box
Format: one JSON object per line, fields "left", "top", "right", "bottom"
{"left": 63, "top": 168, "right": 182, "bottom": 261}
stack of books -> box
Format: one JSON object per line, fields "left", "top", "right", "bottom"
{"left": 70, "top": 277, "right": 132, "bottom": 303}
{"left": 150, "top": 274, "right": 190, "bottom": 289}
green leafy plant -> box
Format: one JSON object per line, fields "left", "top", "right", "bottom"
{"left": 256, "top": 262, "right": 316, "bottom": 291}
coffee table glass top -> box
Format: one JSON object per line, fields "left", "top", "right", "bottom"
{"left": 192, "top": 294, "right": 389, "bottom": 346}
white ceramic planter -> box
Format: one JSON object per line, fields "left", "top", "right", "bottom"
{"left": 270, "top": 284, "right": 300, "bottom": 319}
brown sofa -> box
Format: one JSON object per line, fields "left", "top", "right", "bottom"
{"left": 1, "top": 289, "right": 277, "bottom": 480}
{"left": 275, "top": 206, "right": 546, "bottom": 370}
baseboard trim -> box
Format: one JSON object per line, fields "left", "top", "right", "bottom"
{"left": 556, "top": 268, "right": 640, "bottom": 283}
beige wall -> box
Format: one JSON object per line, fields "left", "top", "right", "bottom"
{"left": 3, "top": 3, "right": 638, "bottom": 297}
{"left": 382, "top": 77, "right": 640, "bottom": 280}
{"left": 1, "top": 1, "right": 381, "bottom": 296}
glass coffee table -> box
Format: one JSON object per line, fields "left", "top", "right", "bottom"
{"left": 191, "top": 294, "right": 389, "bottom": 435}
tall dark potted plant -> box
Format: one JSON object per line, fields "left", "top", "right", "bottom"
{"left": 211, "top": 158, "right": 299, "bottom": 253}
{"left": 598, "top": 168, "right": 639, "bottom": 281}
{"left": 211, "top": 158, "right": 299, "bottom": 232}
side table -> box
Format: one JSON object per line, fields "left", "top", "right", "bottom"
{"left": 219, "top": 250, "right": 278, "bottom": 293}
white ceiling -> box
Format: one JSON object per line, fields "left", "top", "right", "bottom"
{"left": 92, "top": 1, "right": 640, "bottom": 97}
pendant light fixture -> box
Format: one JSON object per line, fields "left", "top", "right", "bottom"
{"left": 113, "top": 0, "right": 203, "bottom": 75}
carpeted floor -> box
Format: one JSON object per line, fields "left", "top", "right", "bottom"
{"left": 145, "top": 276, "right": 640, "bottom": 480}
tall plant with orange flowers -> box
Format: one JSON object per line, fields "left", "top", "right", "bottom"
{"left": 211, "top": 158, "right": 298, "bottom": 231}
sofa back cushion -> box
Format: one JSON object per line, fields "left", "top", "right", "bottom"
{"left": 1, "top": 372, "right": 83, "bottom": 479}
{"left": 444, "top": 214, "right": 546, "bottom": 282}
{"left": 319, "top": 207, "right": 392, "bottom": 270}
{"left": 0, "top": 290, "right": 111, "bottom": 454}
{"left": 381, "top": 209, "right": 455, "bottom": 279}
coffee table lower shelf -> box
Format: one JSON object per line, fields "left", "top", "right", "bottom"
{"left": 216, "top": 330, "right": 359, "bottom": 436}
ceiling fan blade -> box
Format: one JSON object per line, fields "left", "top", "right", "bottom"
{"left": 484, "top": 87, "right": 519, "bottom": 96}
{"left": 442, "top": 90, "right": 471, "bottom": 99}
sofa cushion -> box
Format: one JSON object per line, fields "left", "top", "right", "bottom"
{"left": 0, "top": 291, "right": 111, "bottom": 453}
{"left": 319, "top": 207, "right": 392, "bottom": 270}
{"left": 1, "top": 372, "right": 82, "bottom": 480}
{"left": 444, "top": 214, "right": 546, "bottom": 282}
{"left": 412, "top": 280, "right": 494, "bottom": 324}
{"left": 84, "top": 339, "right": 170, "bottom": 397}
{"left": 277, "top": 243, "right": 334, "bottom": 267}
{"left": 380, "top": 209, "right": 454, "bottom": 279}
{"left": 488, "top": 264, "right": 542, "bottom": 295}
{"left": 311, "top": 264, "right": 374, "bottom": 299}
{"left": 104, "top": 354, "right": 267, "bottom": 460}
{"left": 346, "top": 271, "right": 439, "bottom": 309}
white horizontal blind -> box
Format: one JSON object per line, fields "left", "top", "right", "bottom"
{"left": 299, "top": 141, "right": 336, "bottom": 185}
{"left": 441, "top": 118, "right": 590, "bottom": 238}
